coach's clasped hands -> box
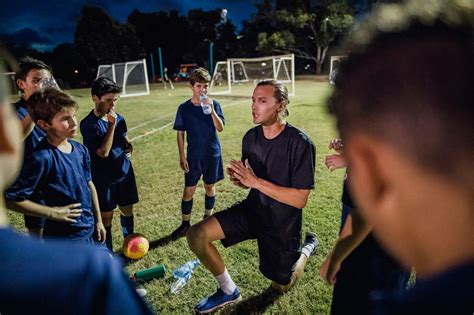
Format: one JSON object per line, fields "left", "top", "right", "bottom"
{"left": 228, "top": 159, "right": 258, "bottom": 189}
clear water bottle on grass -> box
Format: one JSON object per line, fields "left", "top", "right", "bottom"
{"left": 170, "top": 259, "right": 200, "bottom": 294}
{"left": 170, "top": 271, "right": 192, "bottom": 294}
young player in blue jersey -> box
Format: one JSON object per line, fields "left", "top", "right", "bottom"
{"left": 328, "top": 1, "right": 474, "bottom": 313}
{"left": 5, "top": 88, "right": 106, "bottom": 243}
{"left": 320, "top": 139, "right": 409, "bottom": 314}
{"left": 171, "top": 67, "right": 225, "bottom": 239}
{"left": 187, "top": 81, "right": 318, "bottom": 313}
{"left": 0, "top": 56, "right": 154, "bottom": 315}
{"left": 80, "top": 77, "right": 139, "bottom": 250}
{"left": 13, "top": 57, "right": 53, "bottom": 237}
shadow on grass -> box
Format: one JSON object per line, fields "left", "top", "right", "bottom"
{"left": 149, "top": 233, "right": 177, "bottom": 249}
{"left": 221, "top": 287, "right": 281, "bottom": 315}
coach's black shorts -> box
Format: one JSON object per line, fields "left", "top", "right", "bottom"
{"left": 185, "top": 156, "right": 224, "bottom": 187}
{"left": 214, "top": 199, "right": 301, "bottom": 285}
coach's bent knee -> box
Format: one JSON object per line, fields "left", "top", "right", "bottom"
{"left": 186, "top": 223, "right": 207, "bottom": 247}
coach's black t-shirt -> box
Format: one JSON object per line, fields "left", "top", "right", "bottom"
{"left": 241, "top": 123, "right": 316, "bottom": 237}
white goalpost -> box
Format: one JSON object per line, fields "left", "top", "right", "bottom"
{"left": 329, "top": 55, "right": 346, "bottom": 85}
{"left": 97, "top": 59, "right": 150, "bottom": 97}
{"left": 209, "top": 54, "right": 295, "bottom": 97}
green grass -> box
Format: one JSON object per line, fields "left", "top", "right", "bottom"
{"left": 8, "top": 78, "right": 347, "bottom": 314}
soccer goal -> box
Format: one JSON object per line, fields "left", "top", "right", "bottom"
{"left": 329, "top": 55, "right": 346, "bottom": 85}
{"left": 209, "top": 54, "right": 295, "bottom": 97}
{"left": 97, "top": 59, "right": 150, "bottom": 97}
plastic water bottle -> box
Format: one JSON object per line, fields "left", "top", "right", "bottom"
{"left": 172, "top": 259, "right": 200, "bottom": 278}
{"left": 170, "top": 271, "right": 192, "bottom": 294}
{"left": 199, "top": 94, "right": 212, "bottom": 115}
{"left": 170, "top": 259, "right": 200, "bottom": 294}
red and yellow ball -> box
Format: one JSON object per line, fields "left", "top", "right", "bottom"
{"left": 123, "top": 233, "right": 149, "bottom": 259}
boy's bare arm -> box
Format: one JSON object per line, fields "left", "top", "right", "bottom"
{"left": 20, "top": 115, "right": 35, "bottom": 140}
{"left": 208, "top": 98, "right": 224, "bottom": 132}
{"left": 6, "top": 200, "right": 83, "bottom": 223}
{"left": 96, "top": 111, "right": 116, "bottom": 158}
{"left": 177, "top": 131, "right": 189, "bottom": 172}
{"left": 325, "top": 154, "right": 347, "bottom": 171}
{"left": 124, "top": 135, "right": 133, "bottom": 155}
{"left": 320, "top": 210, "right": 373, "bottom": 284}
{"left": 88, "top": 181, "right": 106, "bottom": 243}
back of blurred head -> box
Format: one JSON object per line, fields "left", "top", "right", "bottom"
{"left": 328, "top": 0, "right": 474, "bottom": 276}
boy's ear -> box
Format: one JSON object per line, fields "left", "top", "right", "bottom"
{"left": 16, "top": 79, "right": 26, "bottom": 91}
{"left": 92, "top": 95, "right": 99, "bottom": 103}
{"left": 36, "top": 119, "right": 50, "bottom": 131}
{"left": 345, "top": 135, "right": 389, "bottom": 221}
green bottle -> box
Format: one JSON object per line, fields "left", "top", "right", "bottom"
{"left": 131, "top": 264, "right": 166, "bottom": 282}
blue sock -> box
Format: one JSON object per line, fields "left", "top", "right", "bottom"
{"left": 181, "top": 199, "right": 193, "bottom": 215}
{"left": 205, "top": 195, "right": 216, "bottom": 210}
{"left": 105, "top": 225, "right": 113, "bottom": 250}
{"left": 120, "top": 215, "right": 134, "bottom": 238}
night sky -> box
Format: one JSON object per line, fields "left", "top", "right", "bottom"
{"left": 0, "top": 0, "right": 257, "bottom": 51}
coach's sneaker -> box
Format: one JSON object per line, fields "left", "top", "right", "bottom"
{"left": 271, "top": 232, "right": 319, "bottom": 294}
{"left": 170, "top": 221, "right": 190, "bottom": 240}
{"left": 195, "top": 287, "right": 241, "bottom": 313}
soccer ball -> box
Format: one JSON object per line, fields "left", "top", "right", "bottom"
{"left": 123, "top": 233, "right": 149, "bottom": 259}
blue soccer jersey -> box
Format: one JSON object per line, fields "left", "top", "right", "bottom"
{"left": 173, "top": 99, "right": 225, "bottom": 159}
{"left": 80, "top": 110, "right": 131, "bottom": 185}
{"left": 5, "top": 139, "right": 95, "bottom": 240}
{"left": 0, "top": 227, "right": 154, "bottom": 315}
{"left": 14, "top": 99, "right": 46, "bottom": 158}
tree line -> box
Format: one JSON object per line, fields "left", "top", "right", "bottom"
{"left": 2, "top": 0, "right": 368, "bottom": 88}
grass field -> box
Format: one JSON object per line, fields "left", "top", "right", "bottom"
{"left": 8, "top": 78, "right": 347, "bottom": 314}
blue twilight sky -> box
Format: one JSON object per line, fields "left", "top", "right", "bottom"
{"left": 0, "top": 0, "right": 257, "bottom": 51}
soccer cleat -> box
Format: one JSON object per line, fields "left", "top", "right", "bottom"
{"left": 170, "top": 222, "right": 190, "bottom": 240}
{"left": 195, "top": 288, "right": 241, "bottom": 313}
{"left": 301, "top": 231, "right": 319, "bottom": 258}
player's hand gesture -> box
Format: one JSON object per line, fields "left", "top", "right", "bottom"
{"left": 95, "top": 221, "right": 106, "bottom": 244}
{"left": 50, "top": 203, "right": 83, "bottom": 222}
{"left": 107, "top": 110, "right": 117, "bottom": 125}
{"left": 229, "top": 159, "right": 258, "bottom": 189}
{"left": 329, "top": 139, "right": 344, "bottom": 152}
{"left": 180, "top": 157, "right": 190, "bottom": 173}
{"left": 325, "top": 154, "right": 347, "bottom": 171}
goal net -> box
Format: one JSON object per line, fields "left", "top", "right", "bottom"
{"left": 209, "top": 54, "right": 295, "bottom": 97}
{"left": 97, "top": 59, "right": 150, "bottom": 97}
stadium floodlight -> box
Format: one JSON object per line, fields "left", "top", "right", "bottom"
{"left": 97, "top": 59, "right": 150, "bottom": 97}
{"left": 209, "top": 54, "right": 295, "bottom": 97}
